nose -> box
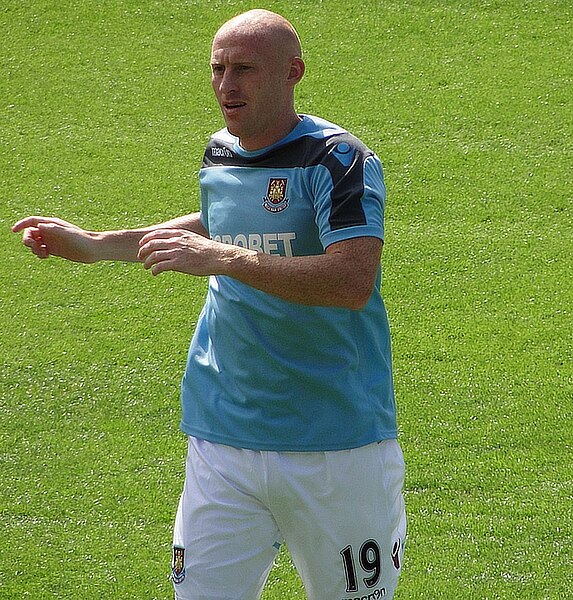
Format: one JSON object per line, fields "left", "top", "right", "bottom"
{"left": 216, "top": 69, "right": 238, "bottom": 96}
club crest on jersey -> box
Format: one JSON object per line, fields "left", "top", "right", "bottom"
{"left": 172, "top": 546, "right": 186, "bottom": 584}
{"left": 263, "top": 178, "right": 289, "bottom": 213}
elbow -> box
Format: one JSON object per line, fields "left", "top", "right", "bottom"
{"left": 338, "top": 282, "right": 375, "bottom": 311}
{"left": 346, "top": 295, "right": 371, "bottom": 311}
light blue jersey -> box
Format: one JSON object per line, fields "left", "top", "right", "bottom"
{"left": 180, "top": 115, "right": 397, "bottom": 451}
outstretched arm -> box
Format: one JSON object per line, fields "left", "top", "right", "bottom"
{"left": 13, "top": 214, "right": 382, "bottom": 309}
{"left": 11, "top": 213, "right": 207, "bottom": 263}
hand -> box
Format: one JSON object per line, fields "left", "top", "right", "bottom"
{"left": 11, "top": 216, "right": 97, "bottom": 263}
{"left": 138, "top": 229, "right": 227, "bottom": 276}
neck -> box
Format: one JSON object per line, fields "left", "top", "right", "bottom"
{"left": 239, "top": 113, "right": 302, "bottom": 151}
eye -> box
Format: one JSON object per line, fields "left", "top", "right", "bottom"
{"left": 211, "top": 64, "right": 224, "bottom": 76}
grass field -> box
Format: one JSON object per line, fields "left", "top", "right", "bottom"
{"left": 2, "top": 0, "right": 571, "bottom": 598}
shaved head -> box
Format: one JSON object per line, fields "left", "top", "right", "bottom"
{"left": 214, "top": 9, "right": 302, "bottom": 61}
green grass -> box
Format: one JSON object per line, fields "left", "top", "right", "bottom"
{"left": 2, "top": 0, "right": 571, "bottom": 598}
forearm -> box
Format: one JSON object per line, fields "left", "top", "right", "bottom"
{"left": 218, "top": 238, "right": 382, "bottom": 310}
{"left": 11, "top": 212, "right": 206, "bottom": 264}
{"left": 91, "top": 213, "right": 206, "bottom": 262}
{"left": 155, "top": 213, "right": 206, "bottom": 233}
{"left": 221, "top": 251, "right": 354, "bottom": 308}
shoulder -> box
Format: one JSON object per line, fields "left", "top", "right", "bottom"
{"left": 295, "top": 116, "right": 377, "bottom": 175}
{"left": 299, "top": 115, "right": 373, "bottom": 150}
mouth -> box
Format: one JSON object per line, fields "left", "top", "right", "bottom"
{"left": 223, "top": 101, "right": 246, "bottom": 114}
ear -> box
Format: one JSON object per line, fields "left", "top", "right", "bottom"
{"left": 288, "top": 57, "right": 305, "bottom": 84}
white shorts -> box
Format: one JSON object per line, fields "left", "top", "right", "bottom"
{"left": 172, "top": 437, "right": 406, "bottom": 600}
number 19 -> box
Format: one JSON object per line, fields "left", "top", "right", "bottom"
{"left": 340, "top": 540, "right": 382, "bottom": 593}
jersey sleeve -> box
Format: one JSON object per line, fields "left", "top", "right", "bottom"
{"left": 312, "top": 137, "right": 386, "bottom": 249}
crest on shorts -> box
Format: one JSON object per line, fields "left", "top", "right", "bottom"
{"left": 172, "top": 546, "right": 186, "bottom": 584}
{"left": 391, "top": 538, "right": 403, "bottom": 570}
{"left": 263, "top": 178, "right": 289, "bottom": 213}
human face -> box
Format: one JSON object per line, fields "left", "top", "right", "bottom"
{"left": 210, "top": 33, "right": 300, "bottom": 151}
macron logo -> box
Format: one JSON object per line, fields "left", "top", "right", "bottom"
{"left": 211, "top": 147, "right": 234, "bottom": 158}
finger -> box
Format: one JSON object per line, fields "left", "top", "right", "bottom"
{"left": 35, "top": 244, "right": 50, "bottom": 259}
{"left": 21, "top": 227, "right": 42, "bottom": 246}
{"left": 150, "top": 260, "right": 173, "bottom": 276}
{"left": 12, "top": 216, "right": 45, "bottom": 233}
{"left": 139, "top": 229, "right": 180, "bottom": 246}
{"left": 12, "top": 216, "right": 73, "bottom": 233}
{"left": 22, "top": 228, "right": 39, "bottom": 247}
{"left": 137, "top": 236, "right": 179, "bottom": 262}
{"left": 141, "top": 248, "right": 172, "bottom": 270}
{"left": 21, "top": 228, "right": 50, "bottom": 258}
{"left": 148, "top": 254, "right": 185, "bottom": 276}
{"left": 137, "top": 241, "right": 160, "bottom": 262}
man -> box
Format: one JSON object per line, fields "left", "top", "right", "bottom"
{"left": 13, "top": 9, "right": 406, "bottom": 600}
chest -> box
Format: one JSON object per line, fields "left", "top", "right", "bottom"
{"left": 200, "top": 165, "right": 324, "bottom": 257}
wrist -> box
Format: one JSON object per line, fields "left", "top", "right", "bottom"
{"left": 90, "top": 229, "right": 143, "bottom": 263}
{"left": 81, "top": 231, "right": 102, "bottom": 263}
{"left": 217, "top": 244, "right": 259, "bottom": 278}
